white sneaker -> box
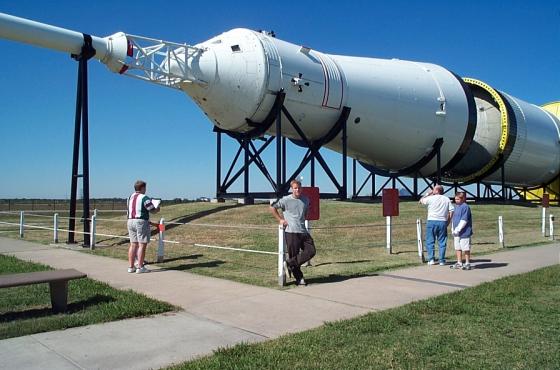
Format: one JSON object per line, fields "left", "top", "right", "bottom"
{"left": 439, "top": 261, "right": 446, "bottom": 266}
{"left": 427, "top": 259, "right": 436, "bottom": 265}
{"left": 136, "top": 266, "right": 150, "bottom": 274}
{"left": 127, "top": 267, "right": 136, "bottom": 273}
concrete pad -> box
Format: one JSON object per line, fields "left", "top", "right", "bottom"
{"left": 188, "top": 289, "right": 370, "bottom": 338}
{"left": 0, "top": 312, "right": 264, "bottom": 370}
{"left": 288, "top": 275, "right": 462, "bottom": 311}
{"left": 387, "top": 245, "right": 560, "bottom": 287}
{"left": 0, "top": 336, "right": 79, "bottom": 369}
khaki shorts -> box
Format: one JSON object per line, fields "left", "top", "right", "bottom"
{"left": 127, "top": 219, "right": 150, "bottom": 243}
{"left": 454, "top": 237, "right": 471, "bottom": 251}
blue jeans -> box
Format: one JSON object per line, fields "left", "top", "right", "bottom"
{"left": 426, "top": 220, "right": 448, "bottom": 263}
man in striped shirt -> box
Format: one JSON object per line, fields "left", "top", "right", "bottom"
{"left": 127, "top": 180, "right": 160, "bottom": 273}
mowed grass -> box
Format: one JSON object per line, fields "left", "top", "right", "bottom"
{"left": 174, "top": 265, "right": 560, "bottom": 370}
{"left": 1, "top": 201, "right": 558, "bottom": 288}
{"left": 0, "top": 254, "right": 175, "bottom": 340}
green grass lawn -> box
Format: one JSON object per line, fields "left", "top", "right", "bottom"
{"left": 174, "top": 264, "right": 560, "bottom": 369}
{"left": 1, "top": 201, "right": 558, "bottom": 288}
{"left": 0, "top": 254, "right": 176, "bottom": 340}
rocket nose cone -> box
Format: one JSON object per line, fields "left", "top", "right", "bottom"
{"left": 175, "top": 28, "right": 271, "bottom": 132}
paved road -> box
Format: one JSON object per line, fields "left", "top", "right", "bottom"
{"left": 0, "top": 237, "right": 558, "bottom": 369}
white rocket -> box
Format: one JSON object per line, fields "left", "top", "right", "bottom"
{"left": 1, "top": 12, "right": 558, "bottom": 187}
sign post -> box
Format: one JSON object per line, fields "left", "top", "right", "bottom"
{"left": 382, "top": 189, "right": 399, "bottom": 254}
{"left": 300, "top": 187, "right": 320, "bottom": 221}
{"left": 542, "top": 194, "right": 549, "bottom": 237}
{"left": 157, "top": 218, "right": 165, "bottom": 263}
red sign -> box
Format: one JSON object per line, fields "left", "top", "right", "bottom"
{"left": 301, "top": 187, "right": 320, "bottom": 220}
{"left": 543, "top": 193, "right": 550, "bottom": 208}
{"left": 382, "top": 189, "right": 399, "bottom": 217}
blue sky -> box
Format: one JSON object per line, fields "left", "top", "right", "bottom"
{"left": 0, "top": 1, "right": 558, "bottom": 199}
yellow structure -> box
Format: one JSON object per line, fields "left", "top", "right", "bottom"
{"left": 519, "top": 101, "right": 560, "bottom": 201}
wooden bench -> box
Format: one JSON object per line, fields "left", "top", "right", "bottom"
{"left": 0, "top": 269, "right": 87, "bottom": 313}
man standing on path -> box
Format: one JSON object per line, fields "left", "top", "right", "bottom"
{"left": 127, "top": 180, "right": 160, "bottom": 273}
{"left": 270, "top": 179, "right": 316, "bottom": 286}
{"left": 450, "top": 192, "right": 473, "bottom": 270}
{"left": 420, "top": 185, "right": 454, "bottom": 266}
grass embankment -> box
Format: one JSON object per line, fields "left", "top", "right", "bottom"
{"left": 0, "top": 254, "right": 175, "bottom": 340}
{"left": 1, "top": 201, "right": 557, "bottom": 288}
{"left": 175, "top": 265, "right": 560, "bottom": 369}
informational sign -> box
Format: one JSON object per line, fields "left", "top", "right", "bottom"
{"left": 382, "top": 188, "right": 399, "bottom": 217}
{"left": 301, "top": 186, "right": 320, "bottom": 220}
{"left": 542, "top": 193, "right": 550, "bottom": 208}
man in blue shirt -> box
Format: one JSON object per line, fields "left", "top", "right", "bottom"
{"left": 450, "top": 192, "right": 473, "bottom": 270}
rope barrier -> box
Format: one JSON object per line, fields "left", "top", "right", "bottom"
{"left": 165, "top": 221, "right": 277, "bottom": 230}
{"left": 0, "top": 221, "right": 276, "bottom": 255}
{"left": 192, "top": 243, "right": 278, "bottom": 255}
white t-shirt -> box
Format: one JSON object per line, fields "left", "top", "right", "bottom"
{"left": 421, "top": 194, "right": 454, "bottom": 221}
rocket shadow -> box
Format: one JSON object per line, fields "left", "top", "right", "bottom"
{"left": 164, "top": 204, "right": 244, "bottom": 232}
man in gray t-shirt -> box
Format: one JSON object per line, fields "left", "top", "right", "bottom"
{"left": 270, "top": 180, "right": 316, "bottom": 286}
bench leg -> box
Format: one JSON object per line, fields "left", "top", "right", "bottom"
{"left": 49, "top": 281, "right": 68, "bottom": 313}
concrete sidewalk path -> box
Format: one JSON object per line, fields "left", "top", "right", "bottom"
{"left": 0, "top": 237, "right": 558, "bottom": 369}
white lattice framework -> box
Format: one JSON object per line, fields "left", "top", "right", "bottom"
{"left": 120, "top": 34, "right": 207, "bottom": 89}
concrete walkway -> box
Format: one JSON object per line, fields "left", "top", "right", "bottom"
{"left": 0, "top": 237, "right": 558, "bottom": 369}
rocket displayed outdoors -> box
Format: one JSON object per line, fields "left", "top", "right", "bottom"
{"left": 0, "top": 12, "right": 559, "bottom": 192}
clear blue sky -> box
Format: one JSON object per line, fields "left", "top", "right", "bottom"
{"left": 0, "top": 1, "right": 558, "bottom": 199}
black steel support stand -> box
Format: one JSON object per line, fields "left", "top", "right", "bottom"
{"left": 215, "top": 100, "right": 350, "bottom": 200}
{"left": 68, "top": 35, "right": 95, "bottom": 246}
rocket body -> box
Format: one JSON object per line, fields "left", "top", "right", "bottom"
{"left": 179, "top": 28, "right": 559, "bottom": 187}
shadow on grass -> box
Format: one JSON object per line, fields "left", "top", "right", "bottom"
{"left": 0, "top": 294, "right": 115, "bottom": 322}
{"left": 159, "top": 260, "right": 226, "bottom": 272}
{"left": 394, "top": 250, "right": 419, "bottom": 255}
{"left": 165, "top": 204, "right": 244, "bottom": 232}
{"left": 312, "top": 259, "right": 376, "bottom": 267}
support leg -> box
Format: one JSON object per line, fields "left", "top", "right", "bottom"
{"left": 49, "top": 281, "right": 69, "bottom": 313}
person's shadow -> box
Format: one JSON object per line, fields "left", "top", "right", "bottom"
{"left": 473, "top": 262, "right": 508, "bottom": 269}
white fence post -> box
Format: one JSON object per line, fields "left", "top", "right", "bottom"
{"left": 498, "top": 215, "right": 505, "bottom": 248}
{"left": 90, "top": 214, "right": 96, "bottom": 249}
{"left": 416, "top": 218, "right": 424, "bottom": 262}
{"left": 53, "top": 213, "right": 59, "bottom": 244}
{"left": 278, "top": 224, "right": 286, "bottom": 286}
{"left": 542, "top": 207, "right": 547, "bottom": 237}
{"left": 157, "top": 218, "right": 165, "bottom": 263}
{"left": 550, "top": 214, "right": 555, "bottom": 241}
{"left": 19, "top": 211, "right": 24, "bottom": 238}
{"left": 386, "top": 215, "right": 392, "bottom": 254}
